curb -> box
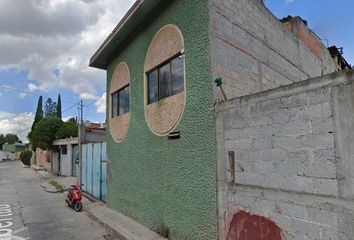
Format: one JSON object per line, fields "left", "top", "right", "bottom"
{"left": 83, "top": 192, "right": 97, "bottom": 202}
{"left": 83, "top": 202, "right": 168, "bottom": 240}
{"left": 85, "top": 209, "right": 126, "bottom": 240}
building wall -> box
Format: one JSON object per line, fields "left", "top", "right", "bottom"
{"left": 209, "top": 0, "right": 340, "bottom": 101}
{"left": 51, "top": 151, "right": 60, "bottom": 175}
{"left": 35, "top": 148, "right": 51, "bottom": 171}
{"left": 59, "top": 144, "right": 72, "bottom": 176}
{"left": 105, "top": 1, "right": 217, "bottom": 239}
{"left": 216, "top": 69, "right": 354, "bottom": 239}
{"left": 2, "top": 144, "right": 25, "bottom": 153}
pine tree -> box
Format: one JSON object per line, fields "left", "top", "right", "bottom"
{"left": 56, "top": 94, "right": 62, "bottom": 119}
{"left": 31, "top": 95, "right": 43, "bottom": 131}
{"left": 45, "top": 98, "right": 57, "bottom": 117}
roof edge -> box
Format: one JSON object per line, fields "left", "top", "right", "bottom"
{"left": 89, "top": 0, "right": 145, "bottom": 69}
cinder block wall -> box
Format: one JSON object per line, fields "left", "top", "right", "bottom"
{"left": 209, "top": 0, "right": 340, "bottom": 101}
{"left": 216, "top": 70, "right": 354, "bottom": 239}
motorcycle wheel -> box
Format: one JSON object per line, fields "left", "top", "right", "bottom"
{"left": 74, "top": 202, "right": 82, "bottom": 212}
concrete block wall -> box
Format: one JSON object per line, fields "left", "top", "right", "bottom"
{"left": 216, "top": 70, "right": 354, "bottom": 240}
{"left": 35, "top": 148, "right": 48, "bottom": 168}
{"left": 209, "top": 0, "right": 340, "bottom": 101}
{"left": 35, "top": 148, "right": 61, "bottom": 174}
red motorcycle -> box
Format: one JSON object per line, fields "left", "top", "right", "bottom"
{"left": 65, "top": 184, "right": 83, "bottom": 212}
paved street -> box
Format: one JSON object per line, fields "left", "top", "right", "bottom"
{"left": 0, "top": 160, "right": 112, "bottom": 240}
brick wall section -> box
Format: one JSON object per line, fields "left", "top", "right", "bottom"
{"left": 209, "top": 0, "right": 340, "bottom": 101}
{"left": 35, "top": 148, "right": 59, "bottom": 173}
{"left": 216, "top": 70, "right": 354, "bottom": 239}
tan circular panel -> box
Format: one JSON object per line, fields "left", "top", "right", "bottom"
{"left": 109, "top": 62, "right": 131, "bottom": 143}
{"left": 144, "top": 25, "right": 186, "bottom": 135}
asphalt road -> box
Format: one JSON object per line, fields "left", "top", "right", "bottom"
{"left": 0, "top": 160, "right": 111, "bottom": 240}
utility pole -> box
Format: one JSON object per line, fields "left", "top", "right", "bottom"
{"left": 77, "top": 100, "right": 84, "bottom": 186}
{"left": 80, "top": 100, "right": 83, "bottom": 125}
{"left": 77, "top": 100, "right": 83, "bottom": 124}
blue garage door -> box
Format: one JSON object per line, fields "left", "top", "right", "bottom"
{"left": 81, "top": 142, "right": 107, "bottom": 201}
{"left": 81, "top": 144, "right": 87, "bottom": 192}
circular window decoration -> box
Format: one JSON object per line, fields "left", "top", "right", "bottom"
{"left": 144, "top": 24, "right": 186, "bottom": 136}
{"left": 109, "top": 62, "right": 131, "bottom": 143}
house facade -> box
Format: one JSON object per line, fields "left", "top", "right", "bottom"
{"left": 2, "top": 143, "right": 26, "bottom": 153}
{"left": 52, "top": 137, "right": 79, "bottom": 177}
{"left": 90, "top": 0, "right": 348, "bottom": 239}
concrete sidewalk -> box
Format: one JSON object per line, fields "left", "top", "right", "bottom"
{"left": 31, "top": 165, "right": 167, "bottom": 240}
{"left": 85, "top": 201, "right": 167, "bottom": 240}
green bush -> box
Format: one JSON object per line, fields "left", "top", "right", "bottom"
{"left": 20, "top": 150, "right": 32, "bottom": 166}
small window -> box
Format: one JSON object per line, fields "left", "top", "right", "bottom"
{"left": 148, "top": 70, "right": 158, "bottom": 104}
{"left": 111, "top": 85, "right": 130, "bottom": 117}
{"left": 147, "top": 54, "right": 184, "bottom": 104}
{"left": 172, "top": 55, "right": 184, "bottom": 94}
{"left": 112, "top": 93, "right": 118, "bottom": 117}
{"left": 61, "top": 146, "right": 67, "bottom": 155}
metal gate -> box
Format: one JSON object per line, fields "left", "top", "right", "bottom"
{"left": 81, "top": 142, "right": 107, "bottom": 201}
{"left": 72, "top": 144, "right": 78, "bottom": 177}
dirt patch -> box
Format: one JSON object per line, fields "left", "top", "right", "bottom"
{"left": 49, "top": 180, "right": 64, "bottom": 193}
{"left": 86, "top": 212, "right": 123, "bottom": 240}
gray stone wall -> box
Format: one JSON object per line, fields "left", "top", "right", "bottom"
{"left": 216, "top": 70, "right": 354, "bottom": 239}
{"left": 209, "top": 0, "right": 340, "bottom": 101}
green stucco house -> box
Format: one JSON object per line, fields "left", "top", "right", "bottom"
{"left": 90, "top": 0, "right": 346, "bottom": 239}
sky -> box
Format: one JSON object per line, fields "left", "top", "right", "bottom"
{"left": 0, "top": 0, "right": 353, "bottom": 142}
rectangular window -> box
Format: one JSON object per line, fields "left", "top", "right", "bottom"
{"left": 147, "top": 54, "right": 184, "bottom": 105}
{"left": 112, "top": 92, "right": 118, "bottom": 118}
{"left": 159, "top": 63, "right": 171, "bottom": 100}
{"left": 124, "top": 86, "right": 130, "bottom": 113}
{"left": 61, "top": 146, "right": 67, "bottom": 155}
{"left": 119, "top": 90, "right": 125, "bottom": 115}
{"left": 172, "top": 55, "right": 184, "bottom": 95}
{"left": 148, "top": 70, "right": 158, "bottom": 104}
{"left": 111, "top": 85, "right": 130, "bottom": 117}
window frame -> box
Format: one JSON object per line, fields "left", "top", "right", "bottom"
{"left": 61, "top": 146, "right": 67, "bottom": 155}
{"left": 146, "top": 53, "right": 185, "bottom": 105}
{"left": 111, "top": 84, "right": 130, "bottom": 118}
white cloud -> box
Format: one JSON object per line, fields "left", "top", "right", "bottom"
{"left": 18, "top": 93, "right": 27, "bottom": 99}
{"left": 95, "top": 92, "right": 106, "bottom": 113}
{"left": 28, "top": 83, "right": 40, "bottom": 92}
{"left": 63, "top": 116, "right": 76, "bottom": 122}
{"left": 80, "top": 92, "right": 98, "bottom": 100}
{"left": 0, "top": 112, "right": 33, "bottom": 143}
{"left": 285, "top": 0, "right": 295, "bottom": 4}
{"left": 0, "top": 112, "right": 16, "bottom": 119}
{"left": 0, "top": 0, "right": 135, "bottom": 101}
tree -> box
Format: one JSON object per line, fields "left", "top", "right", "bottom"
{"left": 0, "top": 133, "right": 20, "bottom": 149}
{"left": 0, "top": 134, "right": 6, "bottom": 150}
{"left": 67, "top": 117, "right": 77, "bottom": 124}
{"left": 29, "top": 117, "right": 64, "bottom": 150}
{"left": 20, "top": 150, "right": 32, "bottom": 166}
{"left": 44, "top": 98, "right": 57, "bottom": 117}
{"left": 28, "top": 117, "right": 78, "bottom": 150}
{"left": 31, "top": 95, "right": 43, "bottom": 131}
{"left": 5, "top": 134, "right": 19, "bottom": 144}
{"left": 56, "top": 94, "right": 62, "bottom": 119}
{"left": 55, "top": 121, "right": 78, "bottom": 139}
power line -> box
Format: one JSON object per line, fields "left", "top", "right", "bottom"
{"left": 0, "top": 85, "right": 78, "bottom": 104}
{"left": 1, "top": 85, "right": 40, "bottom": 97}
{"left": 2, "top": 84, "right": 99, "bottom": 124}
{"left": 62, "top": 102, "right": 80, "bottom": 113}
